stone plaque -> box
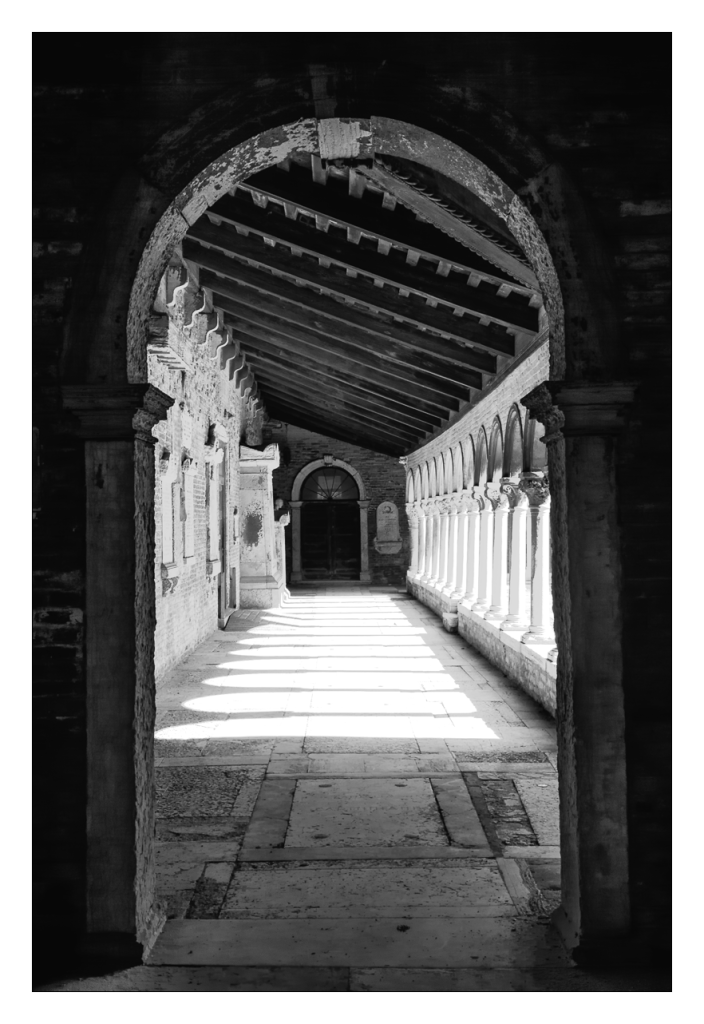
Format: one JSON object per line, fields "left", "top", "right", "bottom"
{"left": 374, "top": 500, "right": 402, "bottom": 554}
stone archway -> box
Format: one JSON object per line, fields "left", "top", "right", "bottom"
{"left": 63, "top": 76, "right": 635, "bottom": 964}
{"left": 289, "top": 458, "right": 370, "bottom": 583}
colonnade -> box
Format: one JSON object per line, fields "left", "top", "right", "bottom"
{"left": 405, "top": 473, "right": 556, "bottom": 653}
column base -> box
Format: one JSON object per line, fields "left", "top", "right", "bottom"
{"left": 485, "top": 607, "right": 509, "bottom": 622}
{"left": 500, "top": 616, "right": 530, "bottom": 632}
{"left": 521, "top": 630, "right": 556, "bottom": 646}
{"left": 441, "top": 584, "right": 456, "bottom": 597}
{"left": 360, "top": 571, "right": 372, "bottom": 583}
{"left": 442, "top": 611, "right": 459, "bottom": 633}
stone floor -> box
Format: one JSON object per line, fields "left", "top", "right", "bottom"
{"left": 39, "top": 586, "right": 669, "bottom": 992}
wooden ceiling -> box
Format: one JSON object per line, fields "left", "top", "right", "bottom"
{"left": 182, "top": 152, "right": 544, "bottom": 457}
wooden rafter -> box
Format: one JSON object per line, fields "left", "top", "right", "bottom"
{"left": 184, "top": 226, "right": 517, "bottom": 356}
{"left": 207, "top": 193, "right": 540, "bottom": 332}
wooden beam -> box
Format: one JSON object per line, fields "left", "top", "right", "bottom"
{"left": 235, "top": 169, "right": 537, "bottom": 296}
{"left": 226, "top": 323, "right": 465, "bottom": 408}
{"left": 256, "top": 380, "right": 420, "bottom": 446}
{"left": 265, "top": 401, "right": 405, "bottom": 457}
{"left": 216, "top": 298, "right": 484, "bottom": 392}
{"left": 236, "top": 344, "right": 447, "bottom": 424}
{"left": 356, "top": 164, "right": 539, "bottom": 290}
{"left": 207, "top": 194, "right": 540, "bottom": 332}
{"left": 184, "top": 224, "right": 518, "bottom": 356}
{"left": 247, "top": 363, "right": 433, "bottom": 435}
{"left": 200, "top": 264, "right": 500, "bottom": 373}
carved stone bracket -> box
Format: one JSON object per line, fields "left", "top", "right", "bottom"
{"left": 405, "top": 502, "right": 419, "bottom": 526}
{"left": 522, "top": 380, "right": 637, "bottom": 441}
{"left": 61, "top": 384, "right": 174, "bottom": 444}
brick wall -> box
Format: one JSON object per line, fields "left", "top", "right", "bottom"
{"left": 265, "top": 423, "right": 409, "bottom": 586}
{"left": 405, "top": 339, "right": 550, "bottom": 480}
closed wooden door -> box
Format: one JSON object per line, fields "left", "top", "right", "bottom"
{"left": 301, "top": 501, "right": 360, "bottom": 579}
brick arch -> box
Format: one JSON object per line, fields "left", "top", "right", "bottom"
{"left": 420, "top": 463, "right": 430, "bottom": 499}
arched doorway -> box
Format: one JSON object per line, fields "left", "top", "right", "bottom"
{"left": 300, "top": 466, "right": 360, "bottom": 580}
{"left": 64, "top": 87, "right": 638, "bottom": 965}
{"left": 290, "top": 458, "right": 371, "bottom": 583}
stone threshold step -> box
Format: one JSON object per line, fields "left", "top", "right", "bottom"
{"left": 238, "top": 846, "right": 493, "bottom": 862}
{"left": 222, "top": 905, "right": 518, "bottom": 920}
{"left": 149, "top": 917, "right": 567, "bottom": 968}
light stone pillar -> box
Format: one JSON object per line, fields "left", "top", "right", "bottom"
{"left": 471, "top": 495, "right": 494, "bottom": 615}
{"left": 407, "top": 501, "right": 417, "bottom": 577}
{"left": 443, "top": 497, "right": 460, "bottom": 597}
{"left": 435, "top": 498, "right": 450, "bottom": 591}
{"left": 290, "top": 500, "right": 303, "bottom": 582}
{"left": 451, "top": 494, "right": 471, "bottom": 600}
{"left": 521, "top": 494, "right": 555, "bottom": 645}
{"left": 420, "top": 500, "right": 433, "bottom": 582}
{"left": 358, "top": 499, "right": 372, "bottom": 583}
{"left": 416, "top": 505, "right": 427, "bottom": 580}
{"left": 486, "top": 490, "right": 511, "bottom": 621}
{"left": 462, "top": 497, "right": 481, "bottom": 607}
{"left": 501, "top": 488, "right": 531, "bottom": 631}
{"left": 427, "top": 500, "right": 441, "bottom": 585}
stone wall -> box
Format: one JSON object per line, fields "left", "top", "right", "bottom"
{"left": 265, "top": 423, "right": 409, "bottom": 586}
{"left": 149, "top": 317, "right": 244, "bottom": 682}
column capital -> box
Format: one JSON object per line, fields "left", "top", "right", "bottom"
{"left": 357, "top": 499, "right": 371, "bottom": 509}
{"left": 405, "top": 502, "right": 420, "bottom": 525}
{"left": 60, "top": 383, "right": 174, "bottom": 443}
{"left": 289, "top": 500, "right": 303, "bottom": 509}
{"left": 521, "top": 380, "right": 637, "bottom": 441}
{"left": 519, "top": 471, "right": 550, "bottom": 507}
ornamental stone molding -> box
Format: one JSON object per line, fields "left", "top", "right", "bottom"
{"left": 521, "top": 380, "right": 636, "bottom": 440}
{"left": 448, "top": 495, "right": 461, "bottom": 513}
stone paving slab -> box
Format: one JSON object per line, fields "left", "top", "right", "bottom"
{"left": 285, "top": 777, "right": 450, "bottom": 848}
{"left": 514, "top": 777, "right": 560, "bottom": 846}
{"left": 221, "top": 861, "right": 513, "bottom": 919}
{"left": 150, "top": 916, "right": 569, "bottom": 968}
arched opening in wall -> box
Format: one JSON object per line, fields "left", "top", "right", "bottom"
{"left": 299, "top": 464, "right": 361, "bottom": 580}
{"left": 504, "top": 405, "right": 524, "bottom": 480}
{"left": 80, "top": 108, "right": 579, "bottom": 962}
{"left": 526, "top": 417, "right": 548, "bottom": 472}
{"left": 475, "top": 428, "right": 489, "bottom": 486}
{"left": 488, "top": 417, "right": 504, "bottom": 486}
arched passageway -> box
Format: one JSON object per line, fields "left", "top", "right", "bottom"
{"left": 43, "top": 62, "right": 658, "bottom": 977}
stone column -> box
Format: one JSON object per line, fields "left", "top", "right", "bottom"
{"left": 486, "top": 490, "right": 510, "bottom": 621}
{"left": 416, "top": 504, "right": 427, "bottom": 580}
{"left": 420, "top": 500, "right": 433, "bottom": 583}
{"left": 358, "top": 499, "right": 372, "bottom": 582}
{"left": 471, "top": 493, "right": 494, "bottom": 615}
{"left": 405, "top": 502, "right": 419, "bottom": 576}
{"left": 521, "top": 494, "right": 555, "bottom": 645}
{"left": 239, "top": 443, "right": 287, "bottom": 608}
{"left": 62, "top": 383, "right": 173, "bottom": 962}
{"left": 500, "top": 487, "right": 531, "bottom": 632}
{"left": 522, "top": 380, "right": 636, "bottom": 964}
{"left": 435, "top": 498, "right": 450, "bottom": 591}
{"left": 290, "top": 500, "right": 303, "bottom": 583}
{"left": 451, "top": 493, "right": 471, "bottom": 600}
{"left": 443, "top": 496, "right": 460, "bottom": 597}
{"left": 426, "top": 500, "right": 439, "bottom": 585}
{"left": 461, "top": 497, "right": 481, "bottom": 608}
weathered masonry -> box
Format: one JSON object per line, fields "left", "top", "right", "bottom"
{"left": 33, "top": 34, "right": 671, "bottom": 981}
